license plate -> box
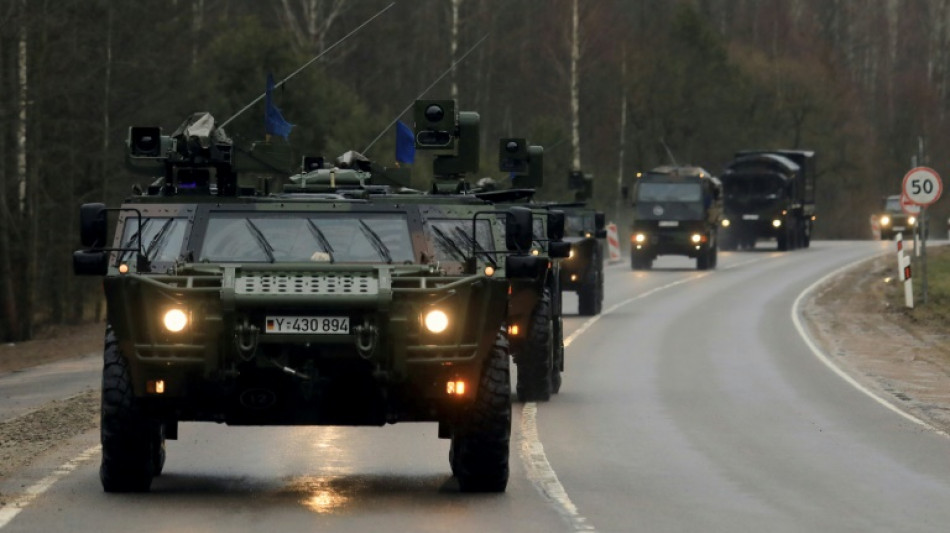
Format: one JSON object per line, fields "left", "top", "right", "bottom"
{"left": 893, "top": 226, "right": 906, "bottom": 231}
{"left": 658, "top": 221, "right": 679, "bottom": 227}
{"left": 265, "top": 316, "right": 350, "bottom": 334}
{"left": 742, "top": 214, "right": 759, "bottom": 220}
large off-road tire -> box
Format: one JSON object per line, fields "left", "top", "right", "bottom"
{"left": 577, "top": 267, "right": 603, "bottom": 316}
{"left": 709, "top": 246, "right": 718, "bottom": 269}
{"left": 450, "top": 331, "right": 511, "bottom": 493}
{"left": 516, "top": 288, "right": 554, "bottom": 402}
{"left": 100, "top": 326, "right": 162, "bottom": 492}
{"left": 697, "top": 248, "right": 712, "bottom": 270}
{"left": 777, "top": 230, "right": 789, "bottom": 251}
{"left": 551, "top": 315, "right": 564, "bottom": 394}
{"left": 631, "top": 253, "right": 653, "bottom": 271}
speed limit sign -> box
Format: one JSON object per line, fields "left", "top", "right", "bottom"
{"left": 902, "top": 167, "right": 943, "bottom": 206}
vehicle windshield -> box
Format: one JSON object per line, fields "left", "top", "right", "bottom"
{"left": 565, "top": 212, "right": 595, "bottom": 235}
{"left": 118, "top": 218, "right": 188, "bottom": 264}
{"left": 884, "top": 196, "right": 901, "bottom": 212}
{"left": 199, "top": 214, "right": 414, "bottom": 263}
{"left": 722, "top": 174, "right": 785, "bottom": 198}
{"left": 637, "top": 182, "right": 702, "bottom": 202}
{"left": 426, "top": 219, "right": 496, "bottom": 264}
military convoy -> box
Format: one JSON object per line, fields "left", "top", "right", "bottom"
{"left": 718, "top": 150, "right": 816, "bottom": 251}
{"left": 73, "top": 98, "right": 577, "bottom": 493}
{"left": 629, "top": 165, "right": 722, "bottom": 270}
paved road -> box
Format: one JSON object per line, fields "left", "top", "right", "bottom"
{"left": 0, "top": 353, "right": 99, "bottom": 420}
{"left": 4, "top": 241, "right": 950, "bottom": 532}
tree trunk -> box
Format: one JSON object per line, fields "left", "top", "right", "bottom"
{"left": 570, "top": 0, "right": 581, "bottom": 171}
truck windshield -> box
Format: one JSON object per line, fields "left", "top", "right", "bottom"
{"left": 565, "top": 213, "right": 595, "bottom": 235}
{"left": 884, "top": 197, "right": 901, "bottom": 212}
{"left": 427, "top": 219, "right": 496, "bottom": 264}
{"left": 637, "top": 182, "right": 702, "bottom": 202}
{"left": 199, "top": 214, "right": 414, "bottom": 263}
{"left": 118, "top": 218, "right": 188, "bottom": 264}
{"left": 722, "top": 174, "right": 785, "bottom": 198}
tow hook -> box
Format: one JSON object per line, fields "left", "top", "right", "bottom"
{"left": 353, "top": 320, "right": 378, "bottom": 359}
{"left": 234, "top": 317, "right": 259, "bottom": 361}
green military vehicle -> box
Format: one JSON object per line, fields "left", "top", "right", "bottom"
{"left": 72, "top": 112, "right": 541, "bottom": 493}
{"left": 873, "top": 194, "right": 919, "bottom": 240}
{"left": 556, "top": 171, "right": 606, "bottom": 316}
{"left": 630, "top": 165, "right": 722, "bottom": 270}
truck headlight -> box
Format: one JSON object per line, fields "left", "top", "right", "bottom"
{"left": 721, "top": 219, "right": 731, "bottom": 227}
{"left": 908, "top": 216, "right": 916, "bottom": 225}
{"left": 690, "top": 234, "right": 702, "bottom": 243}
{"left": 633, "top": 233, "right": 646, "bottom": 243}
{"left": 568, "top": 248, "right": 575, "bottom": 259}
{"left": 162, "top": 309, "right": 189, "bottom": 333}
{"left": 880, "top": 216, "right": 890, "bottom": 226}
{"left": 772, "top": 219, "right": 782, "bottom": 228}
{"left": 424, "top": 309, "right": 449, "bottom": 334}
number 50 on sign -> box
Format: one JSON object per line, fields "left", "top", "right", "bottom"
{"left": 902, "top": 167, "right": 943, "bottom": 206}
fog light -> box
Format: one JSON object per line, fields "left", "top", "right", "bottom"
{"left": 146, "top": 379, "right": 165, "bottom": 394}
{"left": 424, "top": 309, "right": 449, "bottom": 333}
{"left": 446, "top": 380, "right": 466, "bottom": 396}
{"left": 162, "top": 309, "right": 188, "bottom": 333}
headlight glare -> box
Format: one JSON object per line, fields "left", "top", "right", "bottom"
{"left": 772, "top": 219, "right": 782, "bottom": 228}
{"left": 163, "top": 309, "right": 189, "bottom": 333}
{"left": 880, "top": 216, "right": 890, "bottom": 226}
{"left": 424, "top": 309, "right": 449, "bottom": 334}
{"left": 908, "top": 216, "right": 916, "bottom": 225}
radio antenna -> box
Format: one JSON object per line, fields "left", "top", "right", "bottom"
{"left": 659, "top": 138, "right": 679, "bottom": 166}
{"left": 219, "top": 2, "right": 395, "bottom": 130}
{"left": 362, "top": 33, "right": 490, "bottom": 154}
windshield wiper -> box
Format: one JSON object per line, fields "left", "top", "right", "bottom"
{"left": 358, "top": 220, "right": 392, "bottom": 263}
{"left": 144, "top": 218, "right": 174, "bottom": 259}
{"left": 431, "top": 225, "right": 467, "bottom": 262}
{"left": 118, "top": 219, "right": 147, "bottom": 262}
{"left": 245, "top": 219, "right": 276, "bottom": 263}
{"left": 306, "top": 219, "right": 335, "bottom": 262}
{"left": 453, "top": 226, "right": 497, "bottom": 267}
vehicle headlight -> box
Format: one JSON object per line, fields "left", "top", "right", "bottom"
{"left": 424, "top": 309, "right": 449, "bottom": 334}
{"left": 721, "top": 219, "right": 731, "bottom": 227}
{"left": 568, "top": 248, "right": 575, "bottom": 259}
{"left": 908, "top": 216, "right": 916, "bottom": 225}
{"left": 880, "top": 216, "right": 891, "bottom": 226}
{"left": 633, "top": 233, "right": 646, "bottom": 243}
{"left": 162, "top": 309, "right": 189, "bottom": 333}
{"left": 690, "top": 234, "right": 702, "bottom": 243}
{"left": 772, "top": 219, "right": 782, "bottom": 228}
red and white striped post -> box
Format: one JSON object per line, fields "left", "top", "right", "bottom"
{"left": 606, "top": 222, "right": 621, "bottom": 263}
{"left": 897, "top": 232, "right": 914, "bottom": 308}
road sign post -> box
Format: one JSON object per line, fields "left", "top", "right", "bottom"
{"left": 902, "top": 167, "right": 943, "bottom": 305}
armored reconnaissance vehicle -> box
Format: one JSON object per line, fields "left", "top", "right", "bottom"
{"left": 630, "top": 165, "right": 722, "bottom": 270}
{"left": 72, "top": 112, "right": 540, "bottom": 493}
{"left": 556, "top": 171, "right": 606, "bottom": 316}
{"left": 718, "top": 150, "right": 816, "bottom": 251}
{"left": 406, "top": 105, "right": 568, "bottom": 403}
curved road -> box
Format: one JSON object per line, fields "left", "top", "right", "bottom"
{"left": 3, "top": 240, "right": 950, "bottom": 532}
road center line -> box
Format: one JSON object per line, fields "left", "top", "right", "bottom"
{"left": 521, "top": 255, "right": 767, "bottom": 532}
{"left": 791, "top": 254, "right": 950, "bottom": 438}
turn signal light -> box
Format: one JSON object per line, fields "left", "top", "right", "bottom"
{"left": 508, "top": 324, "right": 520, "bottom": 336}
{"left": 446, "top": 380, "right": 466, "bottom": 396}
{"left": 146, "top": 379, "right": 166, "bottom": 394}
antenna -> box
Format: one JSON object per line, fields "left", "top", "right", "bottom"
{"left": 362, "top": 33, "right": 490, "bottom": 154}
{"left": 218, "top": 2, "right": 395, "bottom": 130}
{"left": 659, "top": 138, "right": 679, "bottom": 166}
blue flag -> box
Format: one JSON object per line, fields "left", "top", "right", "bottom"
{"left": 265, "top": 73, "right": 294, "bottom": 140}
{"left": 395, "top": 120, "right": 415, "bottom": 164}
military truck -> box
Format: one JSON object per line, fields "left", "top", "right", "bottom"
{"left": 873, "top": 194, "right": 919, "bottom": 240}
{"left": 72, "top": 113, "right": 542, "bottom": 493}
{"left": 718, "top": 150, "right": 816, "bottom": 251}
{"left": 630, "top": 165, "right": 722, "bottom": 270}
{"left": 555, "top": 171, "right": 606, "bottom": 316}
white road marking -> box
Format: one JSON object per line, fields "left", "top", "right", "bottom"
{"left": 522, "top": 255, "right": 767, "bottom": 532}
{"left": 791, "top": 255, "right": 950, "bottom": 438}
{"left": 0, "top": 445, "right": 100, "bottom": 529}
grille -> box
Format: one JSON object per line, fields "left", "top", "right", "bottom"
{"left": 236, "top": 272, "right": 378, "bottom": 296}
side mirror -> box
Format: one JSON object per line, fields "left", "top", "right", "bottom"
{"left": 594, "top": 212, "right": 606, "bottom": 232}
{"left": 80, "top": 203, "right": 108, "bottom": 247}
{"left": 549, "top": 241, "right": 571, "bottom": 259}
{"left": 505, "top": 255, "right": 548, "bottom": 279}
{"left": 547, "top": 210, "right": 565, "bottom": 241}
{"left": 73, "top": 250, "right": 108, "bottom": 276}
{"left": 505, "top": 207, "right": 534, "bottom": 252}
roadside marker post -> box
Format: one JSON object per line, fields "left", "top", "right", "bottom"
{"left": 903, "top": 253, "right": 914, "bottom": 309}
{"left": 606, "top": 222, "right": 621, "bottom": 263}
{"left": 896, "top": 232, "right": 904, "bottom": 281}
